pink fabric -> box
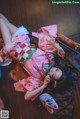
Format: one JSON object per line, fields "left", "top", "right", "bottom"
{"left": 24, "top": 48, "right": 50, "bottom": 79}
{"left": 10, "top": 43, "right": 35, "bottom": 63}
{"left": 9, "top": 25, "right": 57, "bottom": 99}
{"left": 20, "top": 76, "right": 42, "bottom": 91}
{"left": 13, "top": 34, "right": 30, "bottom": 45}
{"left": 14, "top": 76, "right": 43, "bottom": 101}
{"left": 9, "top": 29, "right": 56, "bottom": 79}
{"left": 39, "top": 36, "right": 56, "bottom": 54}
{"left": 9, "top": 34, "right": 31, "bottom": 61}
{"left": 14, "top": 81, "right": 26, "bottom": 92}
{"left": 32, "top": 24, "right": 57, "bottom": 39}
{"left": 41, "top": 24, "right": 57, "bottom": 37}
{"left": 14, "top": 76, "right": 42, "bottom": 92}
{"left": 32, "top": 24, "right": 57, "bottom": 64}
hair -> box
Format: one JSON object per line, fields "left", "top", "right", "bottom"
{"left": 49, "top": 62, "right": 78, "bottom": 93}
{"left": 46, "top": 54, "right": 79, "bottom": 94}
{"left": 29, "top": 33, "right": 39, "bottom": 47}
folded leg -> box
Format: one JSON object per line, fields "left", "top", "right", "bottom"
{"left": 0, "top": 18, "right": 12, "bottom": 48}
{"left": 0, "top": 13, "right": 18, "bottom": 35}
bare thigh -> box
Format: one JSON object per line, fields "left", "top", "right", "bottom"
{"left": 0, "top": 13, "right": 18, "bottom": 36}
{"left": 6, "top": 22, "right": 19, "bottom": 36}
{"left": 0, "top": 18, "right": 12, "bottom": 49}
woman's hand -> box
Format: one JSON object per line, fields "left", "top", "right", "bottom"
{"left": 43, "top": 75, "right": 51, "bottom": 86}
{"left": 57, "top": 49, "right": 65, "bottom": 59}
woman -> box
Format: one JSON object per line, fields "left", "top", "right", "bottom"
{"left": 0, "top": 14, "right": 65, "bottom": 101}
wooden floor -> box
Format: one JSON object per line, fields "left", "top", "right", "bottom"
{"left": 0, "top": 0, "right": 80, "bottom": 119}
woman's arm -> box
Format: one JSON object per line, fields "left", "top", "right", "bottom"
{"left": 44, "top": 35, "right": 65, "bottom": 59}
{"left": 24, "top": 75, "right": 50, "bottom": 100}
{"left": 51, "top": 41, "right": 65, "bottom": 58}
{"left": 24, "top": 84, "right": 46, "bottom": 100}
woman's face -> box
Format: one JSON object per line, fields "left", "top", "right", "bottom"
{"left": 48, "top": 67, "right": 62, "bottom": 80}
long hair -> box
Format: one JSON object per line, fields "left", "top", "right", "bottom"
{"left": 48, "top": 57, "right": 78, "bottom": 93}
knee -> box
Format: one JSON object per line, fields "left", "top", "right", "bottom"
{"left": 0, "top": 18, "right": 4, "bottom": 25}
{"left": 0, "top": 18, "right": 3, "bottom": 22}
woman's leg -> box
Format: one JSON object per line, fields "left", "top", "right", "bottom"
{"left": 6, "top": 22, "right": 19, "bottom": 35}
{"left": 0, "top": 13, "right": 9, "bottom": 23}
{"left": 0, "top": 18, "right": 12, "bottom": 47}
{"left": 0, "top": 13, "right": 18, "bottom": 35}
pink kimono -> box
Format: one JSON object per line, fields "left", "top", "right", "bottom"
{"left": 7, "top": 25, "right": 58, "bottom": 99}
